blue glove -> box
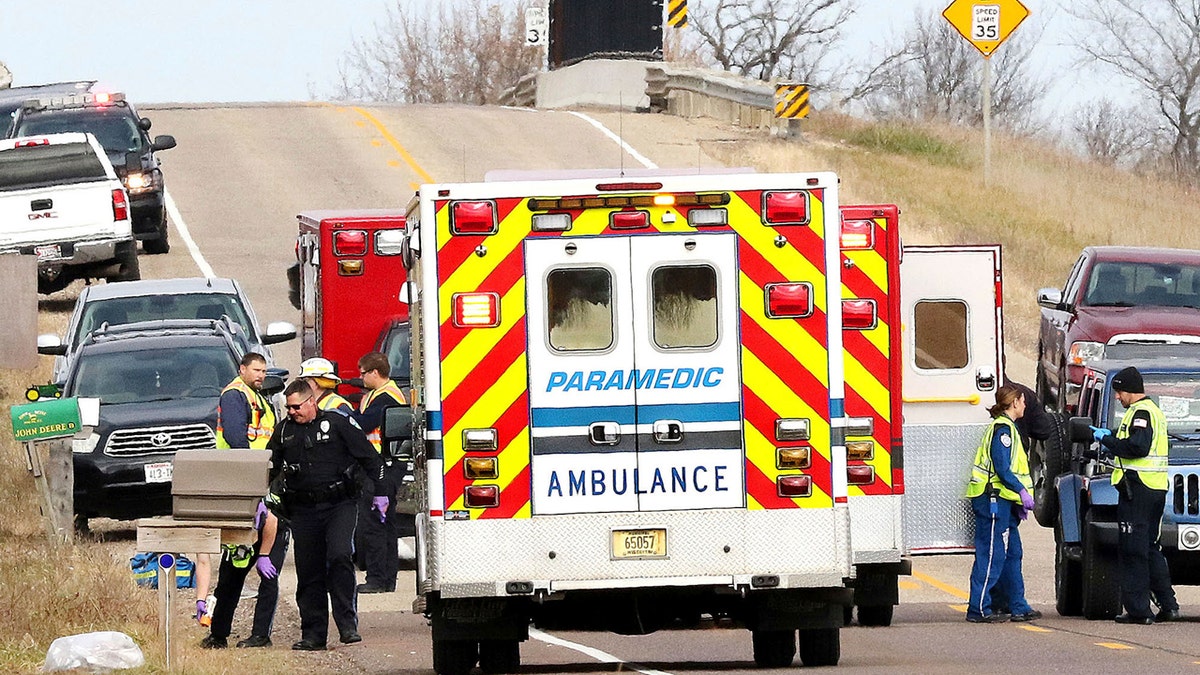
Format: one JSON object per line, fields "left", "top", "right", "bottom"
{"left": 255, "top": 500, "right": 268, "bottom": 530}
{"left": 255, "top": 555, "right": 278, "bottom": 580}
{"left": 1019, "top": 489, "right": 1035, "bottom": 512}
{"left": 1090, "top": 426, "right": 1112, "bottom": 442}
{"left": 195, "top": 599, "right": 207, "bottom": 621}
{"left": 371, "top": 496, "right": 389, "bottom": 523}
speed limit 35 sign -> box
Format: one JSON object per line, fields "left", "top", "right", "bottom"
{"left": 942, "top": 0, "right": 1030, "bottom": 57}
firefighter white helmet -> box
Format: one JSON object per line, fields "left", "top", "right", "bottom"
{"left": 298, "top": 357, "right": 340, "bottom": 383}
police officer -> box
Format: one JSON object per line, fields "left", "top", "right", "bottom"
{"left": 299, "top": 357, "right": 354, "bottom": 415}
{"left": 1090, "top": 366, "right": 1180, "bottom": 624}
{"left": 217, "top": 352, "right": 275, "bottom": 449}
{"left": 353, "top": 351, "right": 407, "bottom": 594}
{"left": 965, "top": 384, "right": 1039, "bottom": 623}
{"left": 268, "top": 380, "right": 390, "bottom": 650}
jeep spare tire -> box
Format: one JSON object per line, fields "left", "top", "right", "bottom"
{"left": 1033, "top": 412, "right": 1068, "bottom": 528}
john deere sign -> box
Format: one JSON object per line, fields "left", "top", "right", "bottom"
{"left": 11, "top": 398, "right": 81, "bottom": 441}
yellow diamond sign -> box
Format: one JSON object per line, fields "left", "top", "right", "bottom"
{"left": 943, "top": 0, "right": 1030, "bottom": 57}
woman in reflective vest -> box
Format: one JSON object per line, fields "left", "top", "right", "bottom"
{"left": 1092, "top": 365, "right": 1178, "bottom": 624}
{"left": 216, "top": 353, "right": 276, "bottom": 449}
{"left": 964, "top": 384, "right": 1039, "bottom": 624}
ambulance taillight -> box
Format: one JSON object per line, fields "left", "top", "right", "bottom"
{"left": 452, "top": 292, "right": 500, "bottom": 328}
{"left": 840, "top": 219, "right": 875, "bottom": 249}
{"left": 465, "top": 485, "right": 499, "bottom": 508}
{"left": 451, "top": 200, "right": 498, "bottom": 235}
{"left": 464, "top": 457, "right": 499, "bottom": 480}
{"left": 332, "top": 230, "right": 367, "bottom": 256}
{"left": 847, "top": 465, "right": 876, "bottom": 485}
{"left": 610, "top": 210, "right": 650, "bottom": 230}
{"left": 777, "top": 475, "right": 812, "bottom": 498}
{"left": 842, "top": 299, "right": 877, "bottom": 330}
{"left": 777, "top": 447, "right": 811, "bottom": 469}
{"left": 765, "top": 283, "right": 813, "bottom": 318}
{"left": 763, "top": 191, "right": 809, "bottom": 225}
{"left": 846, "top": 441, "right": 874, "bottom": 461}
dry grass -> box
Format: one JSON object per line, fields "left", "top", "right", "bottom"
{"left": 704, "top": 113, "right": 1200, "bottom": 356}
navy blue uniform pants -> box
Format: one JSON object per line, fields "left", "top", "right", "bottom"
{"left": 290, "top": 499, "right": 359, "bottom": 644}
{"left": 1117, "top": 477, "right": 1177, "bottom": 618}
{"left": 967, "top": 494, "right": 1032, "bottom": 619}
{"left": 209, "top": 524, "right": 290, "bottom": 640}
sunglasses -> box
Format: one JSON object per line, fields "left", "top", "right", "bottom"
{"left": 285, "top": 397, "right": 312, "bottom": 411}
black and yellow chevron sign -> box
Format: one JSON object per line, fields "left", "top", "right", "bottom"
{"left": 667, "top": 0, "right": 688, "bottom": 28}
{"left": 774, "top": 83, "right": 810, "bottom": 119}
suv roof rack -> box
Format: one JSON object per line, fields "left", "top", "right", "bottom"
{"left": 85, "top": 317, "right": 244, "bottom": 345}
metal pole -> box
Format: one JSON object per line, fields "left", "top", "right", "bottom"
{"left": 157, "top": 554, "right": 178, "bottom": 670}
{"left": 982, "top": 55, "right": 992, "bottom": 187}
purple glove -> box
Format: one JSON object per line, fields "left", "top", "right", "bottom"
{"left": 1017, "top": 506, "right": 1029, "bottom": 521}
{"left": 255, "top": 500, "right": 268, "bottom": 530}
{"left": 371, "top": 496, "right": 389, "bottom": 523}
{"left": 1019, "top": 489, "right": 1035, "bottom": 512}
{"left": 195, "top": 599, "right": 207, "bottom": 621}
{"left": 255, "top": 556, "right": 278, "bottom": 580}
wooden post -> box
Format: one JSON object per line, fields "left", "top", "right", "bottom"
{"left": 24, "top": 439, "right": 74, "bottom": 546}
{"left": 157, "top": 554, "right": 178, "bottom": 670}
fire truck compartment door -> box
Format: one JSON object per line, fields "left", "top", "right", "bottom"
{"left": 526, "top": 234, "right": 744, "bottom": 515}
{"left": 900, "top": 245, "right": 1002, "bottom": 553}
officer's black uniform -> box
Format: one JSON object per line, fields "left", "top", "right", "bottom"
{"left": 267, "top": 409, "right": 386, "bottom": 647}
{"left": 1008, "top": 379, "right": 1052, "bottom": 449}
{"left": 1097, "top": 367, "right": 1178, "bottom": 623}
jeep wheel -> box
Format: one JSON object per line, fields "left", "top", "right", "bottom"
{"left": 1033, "top": 412, "right": 1068, "bottom": 527}
{"left": 109, "top": 242, "right": 140, "bottom": 283}
{"left": 1081, "top": 511, "right": 1120, "bottom": 619}
{"left": 1055, "top": 523, "right": 1082, "bottom": 616}
{"left": 797, "top": 627, "right": 839, "bottom": 667}
{"left": 143, "top": 217, "right": 170, "bottom": 254}
{"left": 751, "top": 629, "right": 795, "bottom": 668}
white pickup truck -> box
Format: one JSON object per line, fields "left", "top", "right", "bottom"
{"left": 0, "top": 132, "right": 138, "bottom": 294}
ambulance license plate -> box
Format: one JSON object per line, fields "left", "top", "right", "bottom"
{"left": 611, "top": 528, "right": 667, "bottom": 559}
{"left": 144, "top": 462, "right": 173, "bottom": 484}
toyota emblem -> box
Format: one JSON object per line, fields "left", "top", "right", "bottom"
{"left": 150, "top": 432, "right": 171, "bottom": 448}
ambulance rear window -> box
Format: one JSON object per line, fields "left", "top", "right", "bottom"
{"left": 913, "top": 300, "right": 969, "bottom": 369}
{"left": 547, "top": 268, "right": 613, "bottom": 351}
{"left": 652, "top": 265, "right": 718, "bottom": 349}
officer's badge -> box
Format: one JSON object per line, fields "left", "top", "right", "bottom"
{"left": 320, "top": 419, "right": 330, "bottom": 433}
{"left": 1000, "top": 432, "right": 1012, "bottom": 448}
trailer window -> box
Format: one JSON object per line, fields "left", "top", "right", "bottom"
{"left": 547, "top": 267, "right": 613, "bottom": 351}
{"left": 652, "top": 265, "right": 717, "bottom": 349}
{"left": 913, "top": 300, "right": 968, "bottom": 369}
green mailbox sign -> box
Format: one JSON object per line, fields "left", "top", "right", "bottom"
{"left": 11, "top": 398, "right": 81, "bottom": 442}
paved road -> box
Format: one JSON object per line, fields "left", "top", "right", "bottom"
{"left": 47, "top": 102, "right": 1200, "bottom": 672}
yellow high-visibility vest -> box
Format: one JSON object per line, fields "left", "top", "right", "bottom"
{"left": 1112, "top": 397, "right": 1169, "bottom": 492}
{"left": 965, "top": 415, "right": 1031, "bottom": 502}
{"left": 360, "top": 380, "right": 406, "bottom": 452}
{"left": 216, "top": 377, "right": 276, "bottom": 449}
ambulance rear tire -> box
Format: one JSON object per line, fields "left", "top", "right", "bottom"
{"left": 751, "top": 629, "right": 795, "bottom": 668}
{"left": 798, "top": 627, "right": 840, "bottom": 667}
{"left": 432, "top": 638, "right": 478, "bottom": 675}
{"left": 478, "top": 639, "right": 520, "bottom": 674}
{"left": 856, "top": 604, "right": 894, "bottom": 627}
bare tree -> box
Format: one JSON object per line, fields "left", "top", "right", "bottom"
{"left": 1066, "top": 0, "right": 1200, "bottom": 176}
{"left": 688, "top": 0, "right": 855, "bottom": 85}
{"left": 1072, "top": 98, "right": 1160, "bottom": 167}
{"left": 847, "top": 9, "right": 1048, "bottom": 131}
{"left": 334, "top": 1, "right": 538, "bottom": 104}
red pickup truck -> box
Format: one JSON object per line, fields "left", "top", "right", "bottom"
{"left": 1036, "top": 246, "right": 1200, "bottom": 413}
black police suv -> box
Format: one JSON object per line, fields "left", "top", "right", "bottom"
{"left": 9, "top": 91, "right": 176, "bottom": 254}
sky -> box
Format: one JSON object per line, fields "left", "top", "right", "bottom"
{"left": 0, "top": 1, "right": 1097, "bottom": 107}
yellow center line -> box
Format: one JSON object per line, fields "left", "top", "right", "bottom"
{"left": 1095, "top": 642, "right": 1133, "bottom": 650}
{"left": 1020, "top": 625, "right": 1052, "bottom": 633}
{"left": 350, "top": 106, "right": 436, "bottom": 185}
{"left": 912, "top": 569, "right": 969, "bottom": 600}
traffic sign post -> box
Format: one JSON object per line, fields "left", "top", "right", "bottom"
{"left": 942, "top": 0, "right": 1030, "bottom": 185}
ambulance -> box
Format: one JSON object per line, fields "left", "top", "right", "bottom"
{"left": 397, "top": 172, "right": 1004, "bottom": 673}
{"left": 287, "top": 209, "right": 408, "bottom": 392}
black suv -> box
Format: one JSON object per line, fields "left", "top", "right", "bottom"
{"left": 58, "top": 319, "right": 249, "bottom": 530}
{"left": 9, "top": 91, "right": 176, "bottom": 254}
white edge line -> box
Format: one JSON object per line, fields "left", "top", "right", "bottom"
{"left": 163, "top": 188, "right": 215, "bottom": 278}
{"left": 565, "top": 111, "right": 659, "bottom": 170}
{"left": 528, "top": 627, "right": 672, "bottom": 675}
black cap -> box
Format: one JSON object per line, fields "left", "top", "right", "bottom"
{"left": 1112, "top": 366, "right": 1144, "bottom": 394}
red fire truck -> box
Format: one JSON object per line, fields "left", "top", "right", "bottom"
{"left": 287, "top": 209, "right": 409, "bottom": 390}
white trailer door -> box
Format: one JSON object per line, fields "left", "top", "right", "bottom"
{"left": 901, "top": 245, "right": 1002, "bottom": 553}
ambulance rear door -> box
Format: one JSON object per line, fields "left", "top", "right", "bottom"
{"left": 900, "top": 245, "right": 1003, "bottom": 553}
{"left": 526, "top": 232, "right": 744, "bottom": 515}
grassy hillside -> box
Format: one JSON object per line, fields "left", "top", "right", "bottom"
{"left": 704, "top": 113, "right": 1200, "bottom": 361}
